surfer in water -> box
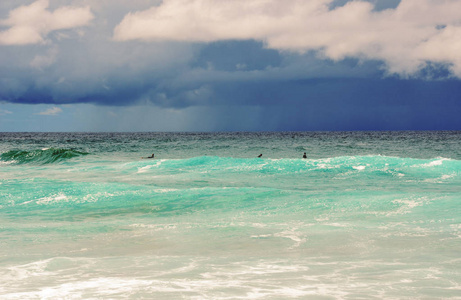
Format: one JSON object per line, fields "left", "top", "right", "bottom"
{"left": 303, "top": 152, "right": 307, "bottom": 159}
{"left": 258, "top": 154, "right": 262, "bottom": 158}
{"left": 142, "top": 153, "right": 155, "bottom": 159}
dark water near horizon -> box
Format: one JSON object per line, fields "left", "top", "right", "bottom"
{"left": 2, "top": 131, "right": 461, "bottom": 159}
{"left": 1, "top": 131, "right": 460, "bottom": 299}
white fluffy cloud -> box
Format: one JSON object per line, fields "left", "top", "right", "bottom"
{"left": 0, "top": 0, "right": 94, "bottom": 45}
{"left": 114, "top": 0, "right": 461, "bottom": 77}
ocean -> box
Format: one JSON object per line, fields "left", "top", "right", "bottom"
{"left": 1, "top": 131, "right": 460, "bottom": 299}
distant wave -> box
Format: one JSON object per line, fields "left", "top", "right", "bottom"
{"left": 129, "top": 155, "right": 460, "bottom": 175}
{"left": 0, "top": 148, "right": 89, "bottom": 165}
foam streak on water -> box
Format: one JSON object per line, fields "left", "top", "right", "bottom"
{"left": 1, "top": 132, "right": 460, "bottom": 299}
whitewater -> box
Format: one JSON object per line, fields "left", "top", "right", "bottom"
{"left": 1, "top": 132, "right": 460, "bottom": 299}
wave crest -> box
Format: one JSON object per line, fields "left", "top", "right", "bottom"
{"left": 0, "top": 148, "right": 89, "bottom": 165}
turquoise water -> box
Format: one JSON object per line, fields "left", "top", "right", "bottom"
{"left": 1, "top": 132, "right": 460, "bottom": 299}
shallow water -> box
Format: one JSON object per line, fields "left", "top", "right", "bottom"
{"left": 1, "top": 132, "right": 460, "bottom": 299}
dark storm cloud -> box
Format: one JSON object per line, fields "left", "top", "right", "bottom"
{"left": 1, "top": 0, "right": 461, "bottom": 131}
{"left": 205, "top": 78, "right": 461, "bottom": 130}
{"left": 0, "top": 32, "right": 381, "bottom": 108}
{"left": 191, "top": 40, "right": 282, "bottom": 72}
{"left": 329, "top": 0, "right": 401, "bottom": 11}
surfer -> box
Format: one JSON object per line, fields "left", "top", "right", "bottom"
{"left": 142, "top": 153, "right": 155, "bottom": 159}
{"left": 303, "top": 152, "right": 307, "bottom": 159}
{"left": 258, "top": 154, "right": 262, "bottom": 158}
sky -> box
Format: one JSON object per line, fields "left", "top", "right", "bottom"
{"left": 0, "top": 0, "right": 461, "bottom": 131}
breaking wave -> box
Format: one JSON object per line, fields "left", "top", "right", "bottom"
{"left": 128, "top": 155, "right": 461, "bottom": 176}
{"left": 0, "top": 148, "right": 89, "bottom": 165}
